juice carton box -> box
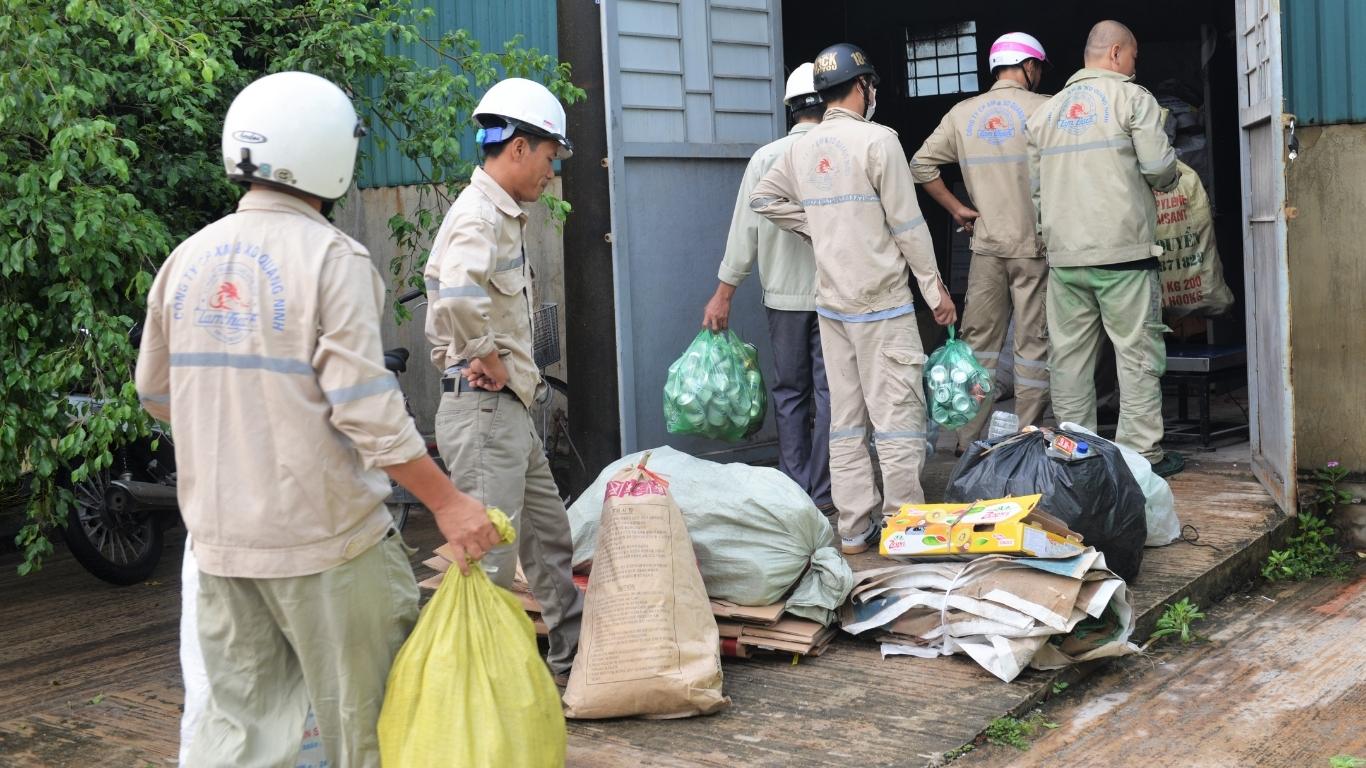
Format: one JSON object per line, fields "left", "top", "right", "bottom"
{"left": 880, "top": 494, "right": 1084, "bottom": 559}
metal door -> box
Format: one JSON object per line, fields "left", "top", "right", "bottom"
{"left": 1235, "top": 0, "right": 1297, "bottom": 511}
{"left": 601, "top": 0, "right": 786, "bottom": 456}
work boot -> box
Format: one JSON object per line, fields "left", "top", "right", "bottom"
{"left": 1151, "top": 452, "right": 1186, "bottom": 478}
{"left": 840, "top": 521, "right": 881, "bottom": 555}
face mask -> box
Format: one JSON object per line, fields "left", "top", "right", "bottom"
{"left": 863, "top": 81, "right": 878, "bottom": 120}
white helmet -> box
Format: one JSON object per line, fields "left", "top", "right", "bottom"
{"left": 472, "top": 78, "right": 573, "bottom": 159}
{"left": 988, "top": 32, "right": 1048, "bottom": 70}
{"left": 221, "top": 72, "right": 364, "bottom": 201}
{"left": 783, "top": 63, "right": 822, "bottom": 109}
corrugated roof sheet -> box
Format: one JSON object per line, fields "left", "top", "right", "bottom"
{"left": 358, "top": 0, "right": 558, "bottom": 187}
{"left": 1283, "top": 0, "right": 1366, "bottom": 125}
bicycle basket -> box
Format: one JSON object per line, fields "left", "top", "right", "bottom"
{"left": 533, "top": 303, "right": 561, "bottom": 369}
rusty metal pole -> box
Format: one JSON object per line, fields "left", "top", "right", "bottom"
{"left": 558, "top": 0, "right": 620, "bottom": 494}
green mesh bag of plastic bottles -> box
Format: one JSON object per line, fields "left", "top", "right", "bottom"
{"left": 664, "top": 330, "right": 767, "bottom": 441}
{"left": 924, "top": 327, "right": 992, "bottom": 430}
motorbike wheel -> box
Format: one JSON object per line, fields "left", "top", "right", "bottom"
{"left": 61, "top": 466, "right": 164, "bottom": 586}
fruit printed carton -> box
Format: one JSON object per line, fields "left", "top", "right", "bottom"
{"left": 880, "top": 494, "right": 1085, "bottom": 560}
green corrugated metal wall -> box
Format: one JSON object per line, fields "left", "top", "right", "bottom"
{"left": 1283, "top": 0, "right": 1366, "bottom": 125}
{"left": 357, "top": 0, "right": 558, "bottom": 188}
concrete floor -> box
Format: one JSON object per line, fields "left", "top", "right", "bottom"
{"left": 0, "top": 390, "right": 1291, "bottom": 767}
{"left": 954, "top": 568, "right": 1366, "bottom": 768}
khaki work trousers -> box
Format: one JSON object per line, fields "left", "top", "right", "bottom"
{"left": 188, "top": 532, "right": 417, "bottom": 768}
{"left": 435, "top": 389, "right": 583, "bottom": 676}
{"left": 1047, "top": 266, "right": 1168, "bottom": 461}
{"left": 819, "top": 312, "right": 929, "bottom": 539}
{"left": 956, "top": 254, "right": 1051, "bottom": 448}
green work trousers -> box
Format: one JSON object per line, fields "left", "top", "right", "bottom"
{"left": 1047, "top": 266, "right": 1168, "bottom": 461}
{"left": 188, "top": 532, "right": 418, "bottom": 768}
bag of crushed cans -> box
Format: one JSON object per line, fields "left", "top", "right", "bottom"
{"left": 664, "top": 329, "right": 767, "bottom": 441}
{"left": 925, "top": 327, "right": 991, "bottom": 430}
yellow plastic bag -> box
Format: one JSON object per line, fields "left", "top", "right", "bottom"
{"left": 378, "top": 509, "right": 566, "bottom": 767}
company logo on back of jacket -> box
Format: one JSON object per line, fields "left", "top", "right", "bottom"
{"left": 1056, "top": 84, "right": 1112, "bottom": 136}
{"left": 804, "top": 136, "right": 853, "bottom": 193}
{"left": 967, "top": 100, "right": 1028, "bottom": 146}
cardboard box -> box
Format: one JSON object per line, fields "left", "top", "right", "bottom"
{"left": 709, "top": 599, "right": 786, "bottom": 626}
{"left": 880, "top": 494, "right": 1084, "bottom": 559}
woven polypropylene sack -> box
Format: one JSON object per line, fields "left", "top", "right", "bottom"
{"left": 377, "top": 509, "right": 565, "bottom": 767}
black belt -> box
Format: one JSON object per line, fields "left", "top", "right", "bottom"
{"left": 442, "top": 377, "right": 512, "bottom": 395}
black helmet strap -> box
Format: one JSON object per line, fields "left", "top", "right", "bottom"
{"left": 857, "top": 76, "right": 875, "bottom": 113}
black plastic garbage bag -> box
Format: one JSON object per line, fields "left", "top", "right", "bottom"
{"left": 944, "top": 428, "right": 1147, "bottom": 582}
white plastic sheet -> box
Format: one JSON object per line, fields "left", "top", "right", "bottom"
{"left": 179, "top": 536, "right": 328, "bottom": 767}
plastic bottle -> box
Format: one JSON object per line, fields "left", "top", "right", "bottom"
{"left": 1046, "top": 435, "right": 1094, "bottom": 462}
{"left": 986, "top": 411, "right": 1020, "bottom": 440}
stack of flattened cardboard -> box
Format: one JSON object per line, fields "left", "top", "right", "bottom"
{"left": 419, "top": 549, "right": 835, "bottom": 658}
{"left": 840, "top": 548, "right": 1138, "bottom": 682}
{"left": 711, "top": 600, "right": 837, "bottom": 658}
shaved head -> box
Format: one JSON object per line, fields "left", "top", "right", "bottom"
{"left": 1084, "top": 20, "right": 1138, "bottom": 75}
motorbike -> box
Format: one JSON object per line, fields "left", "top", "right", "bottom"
{"left": 60, "top": 394, "right": 180, "bottom": 585}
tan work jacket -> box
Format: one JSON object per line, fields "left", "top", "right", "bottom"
{"left": 718, "top": 123, "right": 818, "bottom": 311}
{"left": 136, "top": 189, "right": 427, "bottom": 578}
{"left": 911, "top": 79, "right": 1050, "bottom": 259}
{"left": 1027, "top": 68, "right": 1180, "bottom": 267}
{"left": 750, "top": 107, "right": 944, "bottom": 316}
{"left": 424, "top": 167, "right": 541, "bottom": 408}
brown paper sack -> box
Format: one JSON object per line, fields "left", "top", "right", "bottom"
{"left": 562, "top": 460, "right": 730, "bottom": 719}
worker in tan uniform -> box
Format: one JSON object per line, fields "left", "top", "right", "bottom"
{"left": 136, "top": 72, "right": 500, "bottom": 767}
{"left": 912, "top": 32, "right": 1052, "bottom": 452}
{"left": 702, "top": 62, "right": 832, "bottom": 514}
{"left": 1027, "top": 20, "right": 1185, "bottom": 477}
{"left": 752, "top": 43, "right": 956, "bottom": 555}
{"left": 424, "top": 78, "right": 584, "bottom": 680}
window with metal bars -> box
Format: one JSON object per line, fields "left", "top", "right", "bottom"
{"left": 905, "top": 22, "right": 980, "bottom": 97}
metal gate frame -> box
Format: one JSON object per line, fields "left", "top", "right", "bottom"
{"left": 1235, "top": 0, "right": 1297, "bottom": 512}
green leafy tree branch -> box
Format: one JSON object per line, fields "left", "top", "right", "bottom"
{"left": 1, "top": 0, "right": 582, "bottom": 573}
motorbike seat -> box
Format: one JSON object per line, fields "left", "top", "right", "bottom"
{"left": 383, "top": 347, "right": 410, "bottom": 374}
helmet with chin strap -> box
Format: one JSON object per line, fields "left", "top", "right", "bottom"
{"left": 811, "top": 43, "right": 879, "bottom": 92}
{"left": 989, "top": 32, "right": 1047, "bottom": 70}
{"left": 221, "top": 71, "right": 366, "bottom": 201}
{"left": 784, "top": 62, "right": 822, "bottom": 109}
{"left": 472, "top": 78, "right": 574, "bottom": 159}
